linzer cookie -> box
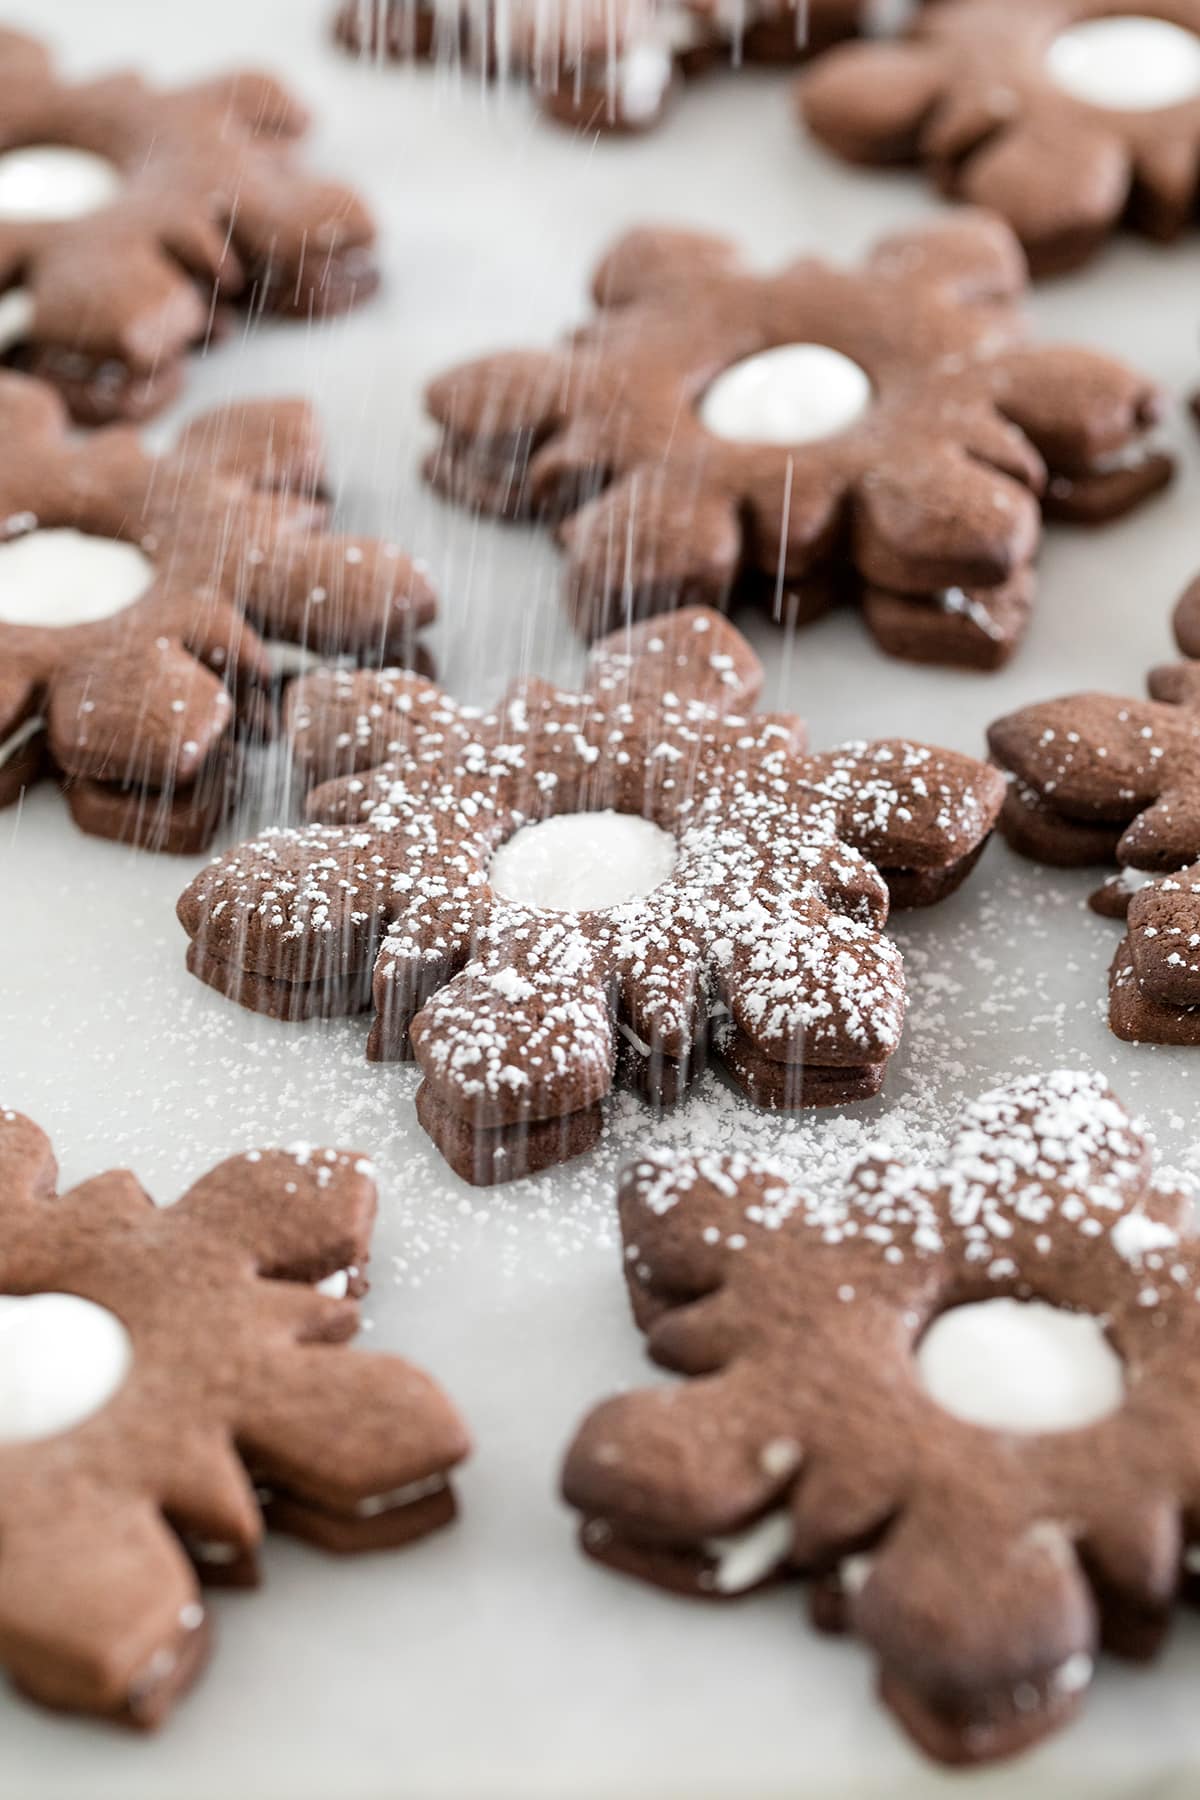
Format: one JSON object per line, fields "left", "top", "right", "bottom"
{"left": 178, "top": 607, "right": 1004, "bottom": 1185}
{"left": 0, "top": 373, "right": 435, "bottom": 852}
{"left": 334, "top": 0, "right": 852, "bottom": 136}
{"left": 0, "top": 27, "right": 377, "bottom": 423}
{"left": 425, "top": 212, "right": 1168, "bottom": 669}
{"left": 800, "top": 0, "right": 1200, "bottom": 275}
{"left": 563, "top": 1070, "right": 1200, "bottom": 1767}
{"left": 0, "top": 1106, "right": 468, "bottom": 1728}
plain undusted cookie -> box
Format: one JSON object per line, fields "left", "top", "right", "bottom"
{"left": 0, "top": 1106, "right": 468, "bottom": 1728}
{"left": 0, "top": 372, "right": 436, "bottom": 852}
{"left": 425, "top": 210, "right": 1168, "bottom": 668}
{"left": 800, "top": 0, "right": 1200, "bottom": 275}
{"left": 178, "top": 606, "right": 1004, "bottom": 1185}
{"left": 0, "top": 28, "right": 378, "bottom": 422}
{"left": 562, "top": 1069, "right": 1200, "bottom": 1767}
{"left": 334, "top": 0, "right": 859, "bottom": 136}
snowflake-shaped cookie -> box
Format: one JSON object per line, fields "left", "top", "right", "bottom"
{"left": 801, "top": 0, "right": 1200, "bottom": 275}
{"left": 335, "top": 0, "right": 859, "bottom": 136}
{"left": 178, "top": 607, "right": 1004, "bottom": 1185}
{"left": 0, "top": 373, "right": 436, "bottom": 852}
{"left": 563, "top": 1070, "right": 1200, "bottom": 1767}
{"left": 0, "top": 27, "right": 377, "bottom": 423}
{"left": 0, "top": 1106, "right": 468, "bottom": 1727}
{"left": 425, "top": 212, "right": 1168, "bottom": 669}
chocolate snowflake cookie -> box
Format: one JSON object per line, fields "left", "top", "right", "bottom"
{"left": 178, "top": 607, "right": 1004, "bottom": 1184}
{"left": 564, "top": 1070, "right": 1199, "bottom": 1766}
{"left": 0, "top": 27, "right": 377, "bottom": 421}
{"left": 0, "top": 1106, "right": 468, "bottom": 1727}
{"left": 0, "top": 373, "right": 435, "bottom": 852}
{"left": 425, "top": 211, "right": 1168, "bottom": 668}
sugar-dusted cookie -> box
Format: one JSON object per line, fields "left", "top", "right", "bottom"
{"left": 178, "top": 607, "right": 1004, "bottom": 1184}
{"left": 0, "top": 28, "right": 377, "bottom": 423}
{"left": 425, "top": 212, "right": 1168, "bottom": 668}
{"left": 0, "top": 374, "right": 436, "bottom": 852}
{"left": 0, "top": 1106, "right": 468, "bottom": 1727}
{"left": 800, "top": 0, "right": 1200, "bottom": 275}
{"left": 334, "top": 0, "right": 859, "bottom": 136}
{"left": 563, "top": 1070, "right": 1199, "bottom": 1767}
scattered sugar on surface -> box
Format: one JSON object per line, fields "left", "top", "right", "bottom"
{"left": 3, "top": 803, "right": 1195, "bottom": 1291}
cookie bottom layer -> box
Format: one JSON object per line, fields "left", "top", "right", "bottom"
{"left": 66, "top": 744, "right": 241, "bottom": 855}
{"left": 719, "top": 1028, "right": 886, "bottom": 1109}
{"left": 997, "top": 783, "right": 1125, "bottom": 870}
{"left": 186, "top": 942, "right": 376, "bottom": 1020}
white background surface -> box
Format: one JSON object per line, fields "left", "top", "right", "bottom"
{"left": 4, "top": 2, "right": 1200, "bottom": 1794}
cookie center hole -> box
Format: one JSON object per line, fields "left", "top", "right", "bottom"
{"left": 0, "top": 527, "right": 155, "bottom": 628}
{"left": 0, "top": 144, "right": 122, "bottom": 221}
{"left": 698, "top": 343, "right": 872, "bottom": 446}
{"left": 917, "top": 1297, "right": 1124, "bottom": 1433}
{"left": 0, "top": 1293, "right": 132, "bottom": 1443}
{"left": 1046, "top": 17, "right": 1200, "bottom": 109}
{"left": 489, "top": 810, "right": 677, "bottom": 911}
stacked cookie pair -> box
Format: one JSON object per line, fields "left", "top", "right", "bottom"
{"left": 178, "top": 607, "right": 1006, "bottom": 1184}
{"left": 425, "top": 211, "right": 1169, "bottom": 669}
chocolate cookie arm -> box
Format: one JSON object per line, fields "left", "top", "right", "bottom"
{"left": 1172, "top": 575, "right": 1200, "bottom": 659}
{"left": 803, "top": 741, "right": 1007, "bottom": 880}
{"left": 425, "top": 348, "right": 573, "bottom": 518}
{"left": 172, "top": 397, "right": 330, "bottom": 497}
{"left": 177, "top": 824, "right": 402, "bottom": 989}
{"left": 29, "top": 226, "right": 210, "bottom": 372}
{"left": 0, "top": 1110, "right": 58, "bottom": 1216}
{"left": 591, "top": 227, "right": 743, "bottom": 310}
{"left": 959, "top": 119, "right": 1131, "bottom": 277}
{"left": 177, "top": 1147, "right": 378, "bottom": 1286}
{"left": 179, "top": 68, "right": 310, "bottom": 140}
{"left": 225, "top": 165, "right": 377, "bottom": 317}
{"left": 989, "top": 345, "right": 1166, "bottom": 473}
{"left": 857, "top": 1503, "right": 1099, "bottom": 1763}
{"left": 0, "top": 1496, "right": 206, "bottom": 1725}
{"left": 411, "top": 946, "right": 616, "bottom": 1126}
{"left": 46, "top": 639, "right": 233, "bottom": 788}
{"left": 867, "top": 209, "right": 1028, "bottom": 304}
{"left": 0, "top": 26, "right": 53, "bottom": 92}
{"left": 798, "top": 40, "right": 949, "bottom": 163}
{"left": 238, "top": 531, "right": 436, "bottom": 661}
{"left": 564, "top": 1369, "right": 791, "bottom": 1540}
{"left": 852, "top": 445, "right": 1040, "bottom": 594}
{"left": 235, "top": 1343, "right": 470, "bottom": 1520}
{"left": 560, "top": 470, "right": 743, "bottom": 639}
